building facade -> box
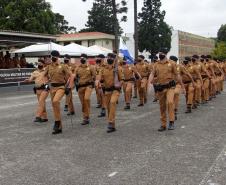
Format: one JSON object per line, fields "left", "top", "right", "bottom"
{"left": 169, "top": 30, "right": 215, "bottom": 59}
{"left": 57, "top": 32, "right": 115, "bottom": 50}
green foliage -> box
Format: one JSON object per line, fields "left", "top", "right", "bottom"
{"left": 212, "top": 42, "right": 226, "bottom": 60}
{"left": 217, "top": 24, "right": 226, "bottom": 42}
{"left": 0, "top": 0, "right": 76, "bottom": 34}
{"left": 80, "top": 0, "right": 127, "bottom": 35}
{"left": 138, "top": 0, "right": 172, "bottom": 53}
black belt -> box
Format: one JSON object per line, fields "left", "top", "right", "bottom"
{"left": 153, "top": 80, "right": 176, "bottom": 92}
{"left": 103, "top": 86, "right": 121, "bottom": 93}
{"left": 51, "top": 83, "right": 65, "bottom": 87}
{"left": 123, "top": 78, "right": 135, "bottom": 82}
{"left": 35, "top": 84, "right": 45, "bottom": 90}
{"left": 77, "top": 82, "right": 94, "bottom": 89}
{"left": 183, "top": 81, "right": 192, "bottom": 84}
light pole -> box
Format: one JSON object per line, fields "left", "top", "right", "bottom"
{"left": 134, "top": 0, "right": 138, "bottom": 59}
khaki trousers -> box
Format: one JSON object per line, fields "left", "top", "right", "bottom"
{"left": 210, "top": 78, "right": 216, "bottom": 96}
{"left": 50, "top": 88, "right": 65, "bottom": 127}
{"left": 174, "top": 84, "right": 181, "bottom": 110}
{"left": 104, "top": 90, "right": 120, "bottom": 126}
{"left": 133, "top": 81, "right": 138, "bottom": 97}
{"left": 202, "top": 79, "right": 210, "bottom": 101}
{"left": 194, "top": 79, "right": 202, "bottom": 103}
{"left": 36, "top": 90, "right": 49, "bottom": 119}
{"left": 78, "top": 87, "right": 93, "bottom": 119}
{"left": 66, "top": 90, "right": 74, "bottom": 113}
{"left": 123, "top": 81, "right": 133, "bottom": 104}
{"left": 137, "top": 78, "right": 148, "bottom": 104}
{"left": 157, "top": 88, "right": 175, "bottom": 127}
{"left": 184, "top": 83, "right": 194, "bottom": 105}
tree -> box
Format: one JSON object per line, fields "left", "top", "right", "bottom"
{"left": 81, "top": 0, "right": 128, "bottom": 50}
{"left": 138, "top": 0, "right": 172, "bottom": 54}
{"left": 212, "top": 42, "right": 226, "bottom": 60}
{"left": 0, "top": 0, "right": 76, "bottom": 34}
{"left": 217, "top": 24, "right": 226, "bottom": 42}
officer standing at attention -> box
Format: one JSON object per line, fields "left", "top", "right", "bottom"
{"left": 99, "top": 53, "right": 123, "bottom": 133}
{"left": 44, "top": 50, "right": 74, "bottom": 135}
{"left": 148, "top": 48, "right": 185, "bottom": 131}
{"left": 24, "top": 61, "right": 49, "bottom": 122}
{"left": 74, "top": 54, "right": 96, "bottom": 125}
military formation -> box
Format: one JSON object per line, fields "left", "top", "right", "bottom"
{"left": 25, "top": 49, "right": 226, "bottom": 135}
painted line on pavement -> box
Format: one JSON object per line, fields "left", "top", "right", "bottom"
{"left": 199, "top": 145, "right": 226, "bottom": 185}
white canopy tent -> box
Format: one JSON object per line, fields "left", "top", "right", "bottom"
{"left": 12, "top": 42, "right": 112, "bottom": 57}
{"left": 88, "top": 45, "right": 112, "bottom": 56}
{"left": 11, "top": 42, "right": 73, "bottom": 57}
{"left": 62, "top": 43, "right": 100, "bottom": 56}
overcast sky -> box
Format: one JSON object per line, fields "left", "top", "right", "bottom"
{"left": 46, "top": 0, "right": 226, "bottom": 37}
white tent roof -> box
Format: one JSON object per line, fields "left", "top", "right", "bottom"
{"left": 12, "top": 42, "right": 70, "bottom": 57}
{"left": 63, "top": 43, "right": 100, "bottom": 56}
{"left": 89, "top": 45, "right": 112, "bottom": 56}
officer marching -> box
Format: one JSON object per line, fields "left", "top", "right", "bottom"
{"left": 24, "top": 61, "right": 49, "bottom": 123}
{"left": 43, "top": 50, "right": 74, "bottom": 135}
{"left": 148, "top": 48, "right": 185, "bottom": 131}
{"left": 98, "top": 53, "right": 123, "bottom": 133}
{"left": 74, "top": 54, "right": 96, "bottom": 125}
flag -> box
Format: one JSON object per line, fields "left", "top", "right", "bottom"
{"left": 119, "top": 38, "right": 134, "bottom": 64}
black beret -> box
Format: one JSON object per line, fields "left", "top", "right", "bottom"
{"left": 64, "top": 54, "right": 71, "bottom": 60}
{"left": 81, "top": 53, "right": 88, "bottom": 58}
{"left": 169, "top": 56, "right": 178, "bottom": 62}
{"left": 51, "top": 50, "right": 60, "bottom": 57}
{"left": 192, "top": 55, "right": 199, "bottom": 59}
{"left": 97, "top": 54, "right": 105, "bottom": 59}
{"left": 138, "top": 55, "right": 145, "bottom": 59}
{"left": 185, "top": 57, "right": 191, "bottom": 61}
{"left": 206, "top": 55, "right": 212, "bottom": 59}
{"left": 107, "top": 53, "right": 116, "bottom": 59}
{"left": 200, "top": 55, "right": 206, "bottom": 59}
{"left": 159, "top": 48, "right": 169, "bottom": 54}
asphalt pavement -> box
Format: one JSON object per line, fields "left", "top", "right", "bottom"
{"left": 0, "top": 84, "right": 226, "bottom": 185}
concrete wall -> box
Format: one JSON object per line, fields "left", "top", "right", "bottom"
{"left": 168, "top": 30, "right": 179, "bottom": 58}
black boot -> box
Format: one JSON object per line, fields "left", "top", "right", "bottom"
{"left": 52, "top": 121, "right": 62, "bottom": 135}
{"left": 34, "top": 117, "right": 42, "bottom": 123}
{"left": 185, "top": 105, "right": 192, "bottom": 113}
{"left": 67, "top": 111, "right": 75, "bottom": 116}
{"left": 98, "top": 108, "right": 106, "bottom": 117}
{"left": 81, "top": 118, "right": 90, "bottom": 125}
{"left": 168, "top": 122, "right": 175, "bottom": 130}
{"left": 138, "top": 103, "right": 144, "bottom": 107}
{"left": 124, "top": 103, "right": 130, "bottom": 110}
{"left": 64, "top": 105, "right": 68, "bottom": 112}
{"left": 96, "top": 104, "right": 101, "bottom": 108}
{"left": 158, "top": 126, "right": 166, "bottom": 132}
{"left": 153, "top": 98, "right": 158, "bottom": 102}
{"left": 174, "top": 109, "right": 178, "bottom": 121}
{"left": 107, "top": 123, "right": 116, "bottom": 133}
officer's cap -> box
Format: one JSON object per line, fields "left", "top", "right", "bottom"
{"left": 200, "top": 55, "right": 206, "bottom": 59}
{"left": 97, "top": 54, "right": 105, "bottom": 59}
{"left": 107, "top": 53, "right": 116, "bottom": 59}
{"left": 81, "top": 53, "right": 88, "bottom": 59}
{"left": 192, "top": 55, "right": 199, "bottom": 59}
{"left": 51, "top": 50, "right": 60, "bottom": 58}
{"left": 206, "top": 55, "right": 212, "bottom": 59}
{"left": 169, "top": 56, "right": 178, "bottom": 62}
{"left": 159, "top": 48, "right": 169, "bottom": 54}
{"left": 185, "top": 56, "right": 191, "bottom": 62}
{"left": 138, "top": 55, "right": 145, "bottom": 59}
{"left": 64, "top": 54, "right": 71, "bottom": 60}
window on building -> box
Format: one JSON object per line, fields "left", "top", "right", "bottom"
{"left": 75, "top": 41, "right": 82, "bottom": 45}
{"left": 88, "top": 40, "right": 95, "bottom": 47}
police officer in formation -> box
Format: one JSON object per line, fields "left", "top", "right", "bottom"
{"left": 27, "top": 49, "right": 226, "bottom": 135}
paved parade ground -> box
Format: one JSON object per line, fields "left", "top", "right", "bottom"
{"left": 1, "top": 85, "right": 226, "bottom": 185}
